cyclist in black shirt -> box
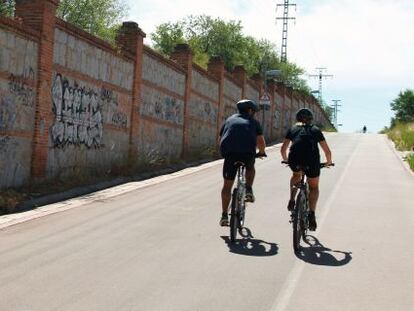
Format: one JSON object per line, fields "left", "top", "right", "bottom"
{"left": 219, "top": 99, "right": 266, "bottom": 226}
{"left": 280, "top": 108, "right": 332, "bottom": 230}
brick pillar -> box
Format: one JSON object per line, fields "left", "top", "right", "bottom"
{"left": 16, "top": 0, "right": 59, "bottom": 179}
{"left": 232, "top": 65, "right": 247, "bottom": 98}
{"left": 286, "top": 86, "right": 294, "bottom": 125}
{"left": 116, "top": 22, "right": 146, "bottom": 158}
{"left": 267, "top": 80, "right": 276, "bottom": 141}
{"left": 208, "top": 56, "right": 225, "bottom": 143}
{"left": 171, "top": 44, "right": 193, "bottom": 159}
{"left": 276, "top": 82, "right": 286, "bottom": 137}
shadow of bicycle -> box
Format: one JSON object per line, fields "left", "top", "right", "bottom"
{"left": 296, "top": 235, "right": 352, "bottom": 266}
{"left": 221, "top": 227, "right": 279, "bottom": 257}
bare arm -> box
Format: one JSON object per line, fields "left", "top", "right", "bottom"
{"left": 319, "top": 140, "right": 332, "bottom": 165}
{"left": 280, "top": 139, "right": 291, "bottom": 162}
{"left": 256, "top": 135, "right": 266, "bottom": 154}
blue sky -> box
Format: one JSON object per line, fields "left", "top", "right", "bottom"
{"left": 126, "top": 0, "right": 414, "bottom": 133}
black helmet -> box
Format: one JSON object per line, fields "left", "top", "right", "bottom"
{"left": 296, "top": 108, "right": 313, "bottom": 123}
{"left": 237, "top": 99, "right": 259, "bottom": 113}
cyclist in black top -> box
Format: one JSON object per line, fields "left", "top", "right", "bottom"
{"left": 219, "top": 99, "right": 266, "bottom": 226}
{"left": 280, "top": 108, "right": 332, "bottom": 231}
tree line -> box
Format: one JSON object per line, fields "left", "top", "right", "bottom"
{"left": 1, "top": 0, "right": 315, "bottom": 97}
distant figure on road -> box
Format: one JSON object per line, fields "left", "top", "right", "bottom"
{"left": 280, "top": 108, "right": 333, "bottom": 231}
{"left": 362, "top": 125, "right": 367, "bottom": 133}
{"left": 218, "top": 99, "right": 266, "bottom": 226}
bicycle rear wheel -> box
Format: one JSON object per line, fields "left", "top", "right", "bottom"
{"left": 230, "top": 188, "right": 239, "bottom": 243}
{"left": 292, "top": 192, "right": 305, "bottom": 252}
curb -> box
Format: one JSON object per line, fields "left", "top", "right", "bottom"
{"left": 385, "top": 136, "right": 414, "bottom": 178}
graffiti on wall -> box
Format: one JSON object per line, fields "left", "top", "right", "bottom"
{"left": 50, "top": 73, "right": 129, "bottom": 148}
{"left": 273, "top": 111, "right": 281, "bottom": 129}
{"left": 189, "top": 98, "right": 218, "bottom": 124}
{"left": 50, "top": 74, "right": 104, "bottom": 148}
{"left": 8, "top": 67, "right": 36, "bottom": 108}
{"left": 0, "top": 136, "right": 11, "bottom": 153}
{"left": 0, "top": 67, "right": 35, "bottom": 132}
{"left": 0, "top": 95, "right": 16, "bottom": 131}
{"left": 111, "top": 111, "right": 128, "bottom": 128}
{"left": 141, "top": 89, "right": 184, "bottom": 125}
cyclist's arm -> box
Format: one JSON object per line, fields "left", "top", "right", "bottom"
{"left": 256, "top": 135, "right": 266, "bottom": 154}
{"left": 280, "top": 139, "right": 290, "bottom": 162}
{"left": 319, "top": 140, "right": 332, "bottom": 165}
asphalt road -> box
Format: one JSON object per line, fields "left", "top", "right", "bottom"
{"left": 0, "top": 133, "right": 413, "bottom": 311}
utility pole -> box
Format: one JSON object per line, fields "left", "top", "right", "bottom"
{"left": 331, "top": 99, "right": 341, "bottom": 129}
{"left": 309, "top": 67, "right": 333, "bottom": 105}
{"left": 276, "top": 0, "right": 296, "bottom": 63}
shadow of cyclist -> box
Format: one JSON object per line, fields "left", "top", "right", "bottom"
{"left": 221, "top": 227, "right": 279, "bottom": 257}
{"left": 296, "top": 235, "right": 352, "bottom": 266}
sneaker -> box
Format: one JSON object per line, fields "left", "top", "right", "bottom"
{"left": 245, "top": 186, "right": 255, "bottom": 203}
{"left": 287, "top": 199, "right": 295, "bottom": 211}
{"left": 220, "top": 213, "right": 229, "bottom": 226}
{"left": 308, "top": 212, "right": 317, "bottom": 231}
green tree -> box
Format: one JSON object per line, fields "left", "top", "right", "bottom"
{"left": 390, "top": 89, "right": 414, "bottom": 124}
{"left": 57, "top": 0, "right": 128, "bottom": 42}
{"left": 0, "top": 0, "right": 15, "bottom": 17}
{"left": 151, "top": 15, "right": 311, "bottom": 95}
{"left": 151, "top": 21, "right": 186, "bottom": 56}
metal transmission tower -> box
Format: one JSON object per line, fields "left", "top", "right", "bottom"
{"left": 309, "top": 67, "right": 333, "bottom": 104}
{"left": 331, "top": 99, "right": 342, "bottom": 128}
{"left": 276, "top": 0, "right": 296, "bottom": 63}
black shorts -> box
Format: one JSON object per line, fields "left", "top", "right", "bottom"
{"left": 223, "top": 153, "right": 255, "bottom": 180}
{"left": 288, "top": 161, "right": 320, "bottom": 178}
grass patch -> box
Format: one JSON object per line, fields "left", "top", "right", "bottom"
{"left": 386, "top": 122, "right": 414, "bottom": 172}
{"left": 407, "top": 154, "right": 414, "bottom": 171}
{"left": 386, "top": 122, "right": 414, "bottom": 151}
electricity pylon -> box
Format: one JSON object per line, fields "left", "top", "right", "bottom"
{"left": 276, "top": 0, "right": 296, "bottom": 63}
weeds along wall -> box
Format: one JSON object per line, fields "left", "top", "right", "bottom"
{"left": 0, "top": 0, "right": 332, "bottom": 189}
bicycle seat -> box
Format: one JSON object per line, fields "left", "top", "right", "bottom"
{"left": 234, "top": 161, "right": 246, "bottom": 167}
{"left": 294, "top": 164, "right": 310, "bottom": 171}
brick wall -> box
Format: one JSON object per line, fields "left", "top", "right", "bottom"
{"left": 0, "top": 0, "right": 332, "bottom": 189}
{"left": 0, "top": 18, "right": 39, "bottom": 188}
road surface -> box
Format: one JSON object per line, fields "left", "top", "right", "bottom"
{"left": 0, "top": 133, "right": 413, "bottom": 311}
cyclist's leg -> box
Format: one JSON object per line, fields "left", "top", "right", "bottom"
{"left": 305, "top": 164, "right": 321, "bottom": 212}
{"left": 307, "top": 177, "right": 320, "bottom": 212}
{"left": 245, "top": 166, "right": 255, "bottom": 188}
{"left": 306, "top": 165, "right": 321, "bottom": 231}
{"left": 290, "top": 171, "right": 302, "bottom": 200}
{"left": 221, "top": 156, "right": 237, "bottom": 225}
{"left": 244, "top": 154, "right": 256, "bottom": 202}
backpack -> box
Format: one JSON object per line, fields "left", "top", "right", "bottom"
{"left": 289, "top": 125, "right": 316, "bottom": 163}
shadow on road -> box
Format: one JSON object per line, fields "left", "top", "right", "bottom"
{"left": 221, "top": 227, "right": 279, "bottom": 257}
{"left": 296, "top": 235, "right": 352, "bottom": 266}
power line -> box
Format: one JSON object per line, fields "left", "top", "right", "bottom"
{"left": 276, "top": 0, "right": 296, "bottom": 63}
{"left": 331, "top": 99, "right": 341, "bottom": 129}
{"left": 308, "top": 67, "right": 333, "bottom": 104}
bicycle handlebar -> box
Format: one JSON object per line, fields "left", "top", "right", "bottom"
{"left": 281, "top": 161, "right": 335, "bottom": 168}
{"left": 256, "top": 152, "right": 267, "bottom": 158}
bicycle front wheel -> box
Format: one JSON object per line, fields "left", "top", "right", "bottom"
{"left": 230, "top": 189, "right": 239, "bottom": 243}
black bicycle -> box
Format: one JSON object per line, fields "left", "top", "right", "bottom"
{"left": 282, "top": 161, "right": 334, "bottom": 252}
{"left": 230, "top": 153, "right": 266, "bottom": 243}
